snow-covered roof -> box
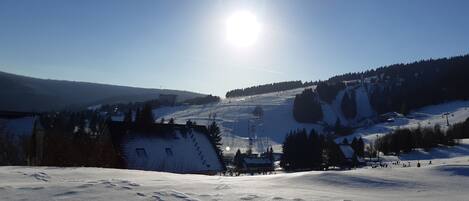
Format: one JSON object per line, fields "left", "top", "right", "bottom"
{"left": 243, "top": 157, "right": 272, "bottom": 165}
{"left": 109, "top": 122, "right": 223, "bottom": 174}
{"left": 339, "top": 144, "right": 355, "bottom": 159}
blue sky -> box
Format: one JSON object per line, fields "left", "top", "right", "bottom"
{"left": 1, "top": 0, "right": 468, "bottom": 96}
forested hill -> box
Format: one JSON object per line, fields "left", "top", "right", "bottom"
{"left": 291, "top": 54, "right": 469, "bottom": 124}
{"left": 225, "top": 54, "right": 469, "bottom": 100}
{"left": 0, "top": 71, "right": 203, "bottom": 112}
{"left": 225, "top": 80, "right": 316, "bottom": 98}
{"left": 327, "top": 54, "right": 469, "bottom": 84}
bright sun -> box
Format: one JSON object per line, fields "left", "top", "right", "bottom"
{"left": 226, "top": 10, "right": 261, "bottom": 48}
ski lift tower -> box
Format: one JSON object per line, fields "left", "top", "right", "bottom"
{"left": 443, "top": 112, "right": 450, "bottom": 127}
{"left": 247, "top": 106, "right": 265, "bottom": 155}
{"left": 247, "top": 119, "right": 255, "bottom": 155}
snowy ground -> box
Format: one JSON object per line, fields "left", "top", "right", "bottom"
{"left": 1, "top": 145, "right": 469, "bottom": 201}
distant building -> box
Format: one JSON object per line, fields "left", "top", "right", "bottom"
{"left": 379, "top": 112, "right": 404, "bottom": 122}
{"left": 240, "top": 156, "right": 274, "bottom": 173}
{"left": 159, "top": 94, "right": 178, "bottom": 106}
{"left": 108, "top": 121, "right": 224, "bottom": 174}
{"left": 338, "top": 144, "right": 365, "bottom": 168}
{"left": 233, "top": 152, "right": 274, "bottom": 174}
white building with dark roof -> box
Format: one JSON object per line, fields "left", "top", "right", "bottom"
{"left": 109, "top": 122, "right": 224, "bottom": 174}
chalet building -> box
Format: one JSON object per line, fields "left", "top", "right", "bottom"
{"left": 233, "top": 153, "right": 274, "bottom": 174}
{"left": 240, "top": 156, "right": 274, "bottom": 173}
{"left": 108, "top": 121, "right": 224, "bottom": 174}
{"left": 338, "top": 144, "right": 365, "bottom": 168}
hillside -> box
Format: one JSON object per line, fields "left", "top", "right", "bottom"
{"left": 0, "top": 71, "right": 203, "bottom": 112}
{"left": 151, "top": 54, "right": 469, "bottom": 153}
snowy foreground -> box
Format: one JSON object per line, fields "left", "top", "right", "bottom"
{"left": 2, "top": 154, "right": 469, "bottom": 201}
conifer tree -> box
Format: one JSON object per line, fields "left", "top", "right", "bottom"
{"left": 123, "top": 109, "right": 132, "bottom": 126}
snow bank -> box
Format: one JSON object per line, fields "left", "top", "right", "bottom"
{"left": 2, "top": 152, "right": 469, "bottom": 201}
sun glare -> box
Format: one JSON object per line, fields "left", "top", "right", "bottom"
{"left": 226, "top": 10, "right": 261, "bottom": 48}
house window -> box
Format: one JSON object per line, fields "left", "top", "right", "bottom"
{"left": 135, "top": 148, "right": 147, "bottom": 158}
{"left": 165, "top": 148, "right": 173, "bottom": 156}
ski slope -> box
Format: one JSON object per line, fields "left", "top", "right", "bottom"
{"left": 338, "top": 100, "right": 469, "bottom": 144}
{"left": 151, "top": 84, "right": 469, "bottom": 154}
{"left": 1, "top": 140, "right": 469, "bottom": 201}
{"left": 153, "top": 87, "right": 321, "bottom": 153}
{"left": 152, "top": 85, "right": 378, "bottom": 154}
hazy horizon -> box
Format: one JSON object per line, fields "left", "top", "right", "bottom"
{"left": 1, "top": 0, "right": 469, "bottom": 96}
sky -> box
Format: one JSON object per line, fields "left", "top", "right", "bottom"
{"left": 1, "top": 0, "right": 469, "bottom": 97}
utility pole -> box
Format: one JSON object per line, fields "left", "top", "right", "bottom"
{"left": 376, "top": 134, "right": 380, "bottom": 162}
{"left": 443, "top": 112, "right": 450, "bottom": 127}
{"left": 247, "top": 120, "right": 253, "bottom": 155}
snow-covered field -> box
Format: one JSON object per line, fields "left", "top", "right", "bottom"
{"left": 2, "top": 140, "right": 469, "bottom": 201}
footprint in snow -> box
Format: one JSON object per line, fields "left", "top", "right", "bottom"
{"left": 17, "top": 186, "right": 45, "bottom": 191}
{"left": 215, "top": 184, "right": 231, "bottom": 190}
{"left": 54, "top": 191, "right": 78, "bottom": 197}
{"left": 29, "top": 172, "right": 50, "bottom": 182}
{"left": 240, "top": 194, "right": 260, "bottom": 200}
{"left": 271, "top": 197, "right": 285, "bottom": 200}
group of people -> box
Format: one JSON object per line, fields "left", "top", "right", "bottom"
{"left": 371, "top": 160, "right": 433, "bottom": 168}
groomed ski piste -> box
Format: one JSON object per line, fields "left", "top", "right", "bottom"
{"left": 1, "top": 139, "right": 469, "bottom": 201}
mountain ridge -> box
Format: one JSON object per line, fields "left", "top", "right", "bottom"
{"left": 0, "top": 70, "right": 204, "bottom": 112}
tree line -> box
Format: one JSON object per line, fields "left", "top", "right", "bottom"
{"left": 280, "top": 129, "right": 364, "bottom": 171}
{"left": 34, "top": 111, "right": 121, "bottom": 167}
{"left": 225, "top": 80, "right": 316, "bottom": 98}
{"left": 182, "top": 95, "right": 220, "bottom": 105}
{"left": 375, "top": 117, "right": 469, "bottom": 155}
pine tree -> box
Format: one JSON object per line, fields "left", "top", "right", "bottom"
{"left": 140, "top": 103, "right": 155, "bottom": 128}
{"left": 168, "top": 118, "right": 175, "bottom": 124}
{"left": 334, "top": 118, "right": 342, "bottom": 134}
{"left": 342, "top": 138, "right": 349, "bottom": 144}
{"left": 233, "top": 149, "right": 243, "bottom": 169}
{"left": 208, "top": 121, "right": 222, "bottom": 154}
{"left": 123, "top": 109, "right": 132, "bottom": 126}
{"left": 135, "top": 108, "right": 141, "bottom": 127}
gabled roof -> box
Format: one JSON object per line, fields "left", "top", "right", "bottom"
{"left": 339, "top": 144, "right": 355, "bottom": 159}
{"left": 107, "top": 121, "right": 224, "bottom": 174}
{"left": 242, "top": 157, "right": 273, "bottom": 168}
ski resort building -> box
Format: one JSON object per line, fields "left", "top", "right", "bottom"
{"left": 108, "top": 122, "right": 224, "bottom": 174}
{"left": 240, "top": 156, "right": 274, "bottom": 173}
{"left": 338, "top": 144, "right": 365, "bottom": 168}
